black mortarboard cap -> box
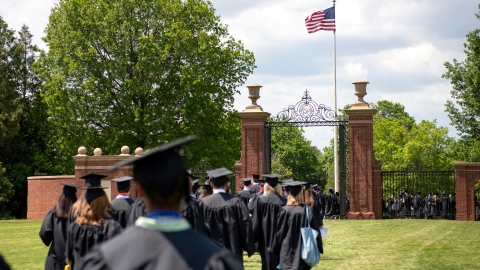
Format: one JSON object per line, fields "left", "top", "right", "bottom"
{"left": 80, "top": 174, "right": 108, "bottom": 203}
{"left": 207, "top": 167, "right": 233, "bottom": 187}
{"left": 202, "top": 182, "right": 213, "bottom": 193}
{"left": 417, "top": 191, "right": 421, "bottom": 194}
{"left": 192, "top": 180, "right": 199, "bottom": 185}
{"left": 284, "top": 181, "right": 304, "bottom": 196}
{"left": 263, "top": 174, "right": 281, "bottom": 187}
{"left": 60, "top": 183, "right": 80, "bottom": 195}
{"left": 242, "top": 177, "right": 252, "bottom": 186}
{"left": 111, "top": 176, "right": 132, "bottom": 191}
{"left": 282, "top": 178, "right": 294, "bottom": 186}
{"left": 80, "top": 173, "right": 107, "bottom": 188}
{"left": 108, "top": 135, "right": 198, "bottom": 197}
{"left": 252, "top": 174, "right": 261, "bottom": 181}
{"left": 442, "top": 191, "right": 446, "bottom": 195}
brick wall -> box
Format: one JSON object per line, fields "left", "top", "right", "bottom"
{"left": 454, "top": 162, "right": 480, "bottom": 221}
{"left": 27, "top": 153, "right": 139, "bottom": 220}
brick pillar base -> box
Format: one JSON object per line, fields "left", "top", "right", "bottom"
{"left": 454, "top": 161, "right": 480, "bottom": 221}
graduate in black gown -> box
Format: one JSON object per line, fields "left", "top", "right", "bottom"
{"left": 182, "top": 176, "right": 208, "bottom": 235}
{"left": 65, "top": 174, "right": 123, "bottom": 269}
{"left": 250, "top": 174, "right": 286, "bottom": 270}
{"left": 200, "top": 167, "right": 256, "bottom": 262}
{"left": 250, "top": 173, "right": 261, "bottom": 194}
{"left": 78, "top": 135, "right": 242, "bottom": 270}
{"left": 235, "top": 177, "right": 254, "bottom": 207}
{"left": 39, "top": 183, "right": 79, "bottom": 270}
{"left": 274, "top": 181, "right": 323, "bottom": 270}
{"left": 324, "top": 187, "right": 335, "bottom": 219}
{"left": 110, "top": 176, "right": 135, "bottom": 228}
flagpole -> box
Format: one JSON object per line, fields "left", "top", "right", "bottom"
{"left": 333, "top": 0, "right": 339, "bottom": 193}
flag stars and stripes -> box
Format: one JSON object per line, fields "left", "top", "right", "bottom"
{"left": 305, "top": 6, "right": 336, "bottom": 33}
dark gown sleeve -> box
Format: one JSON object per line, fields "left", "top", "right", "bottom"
{"left": 39, "top": 210, "right": 54, "bottom": 246}
{"left": 203, "top": 249, "right": 244, "bottom": 270}
{"left": 182, "top": 199, "right": 208, "bottom": 235}
{"left": 236, "top": 199, "right": 256, "bottom": 256}
{"left": 250, "top": 196, "right": 261, "bottom": 242}
{"left": 0, "top": 254, "right": 11, "bottom": 270}
{"left": 273, "top": 208, "right": 288, "bottom": 255}
{"left": 76, "top": 245, "right": 109, "bottom": 270}
{"left": 65, "top": 222, "right": 74, "bottom": 261}
{"left": 248, "top": 194, "right": 258, "bottom": 215}
{"left": 308, "top": 206, "right": 324, "bottom": 254}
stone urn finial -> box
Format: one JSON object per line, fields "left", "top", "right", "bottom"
{"left": 135, "top": 147, "right": 144, "bottom": 156}
{"left": 77, "top": 146, "right": 87, "bottom": 156}
{"left": 352, "top": 80, "right": 370, "bottom": 108}
{"left": 93, "top": 148, "right": 102, "bottom": 156}
{"left": 120, "top": 146, "right": 130, "bottom": 156}
{"left": 244, "top": 84, "right": 264, "bottom": 112}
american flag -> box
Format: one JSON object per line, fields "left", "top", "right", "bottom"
{"left": 305, "top": 6, "right": 335, "bottom": 33}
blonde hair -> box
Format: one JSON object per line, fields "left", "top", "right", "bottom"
{"left": 303, "top": 188, "right": 315, "bottom": 207}
{"left": 70, "top": 190, "right": 86, "bottom": 219}
{"left": 286, "top": 188, "right": 305, "bottom": 206}
{"left": 75, "top": 190, "right": 111, "bottom": 226}
{"left": 263, "top": 183, "right": 283, "bottom": 196}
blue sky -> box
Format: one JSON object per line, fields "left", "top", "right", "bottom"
{"left": 2, "top": 0, "right": 478, "bottom": 150}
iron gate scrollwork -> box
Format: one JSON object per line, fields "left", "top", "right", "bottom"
{"left": 267, "top": 90, "right": 346, "bottom": 127}
{"left": 265, "top": 89, "right": 348, "bottom": 217}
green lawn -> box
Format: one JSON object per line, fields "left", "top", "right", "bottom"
{"left": 1, "top": 219, "right": 479, "bottom": 269}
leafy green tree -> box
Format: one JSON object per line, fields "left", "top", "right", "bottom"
{"left": 442, "top": 5, "right": 480, "bottom": 161}
{"left": 270, "top": 121, "right": 322, "bottom": 183}
{"left": 36, "top": 0, "right": 254, "bottom": 172}
{"left": 0, "top": 18, "right": 55, "bottom": 217}
{"left": 0, "top": 162, "right": 14, "bottom": 218}
{"left": 371, "top": 100, "right": 455, "bottom": 170}
{"left": 0, "top": 16, "right": 23, "bottom": 144}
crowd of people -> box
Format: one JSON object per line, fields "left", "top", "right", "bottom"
{"left": 384, "top": 191, "right": 456, "bottom": 219}
{"left": 12, "top": 135, "right": 331, "bottom": 270}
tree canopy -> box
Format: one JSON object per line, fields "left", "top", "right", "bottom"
{"left": 442, "top": 4, "right": 480, "bottom": 162}
{"left": 371, "top": 101, "right": 455, "bottom": 170}
{"left": 36, "top": 0, "right": 254, "bottom": 171}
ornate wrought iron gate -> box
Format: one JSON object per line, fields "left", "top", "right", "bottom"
{"left": 264, "top": 90, "right": 348, "bottom": 217}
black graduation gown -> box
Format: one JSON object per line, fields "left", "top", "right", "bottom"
{"left": 404, "top": 195, "right": 412, "bottom": 216}
{"left": 0, "top": 254, "right": 11, "bottom": 270}
{"left": 39, "top": 210, "right": 70, "bottom": 270}
{"left": 182, "top": 197, "right": 208, "bottom": 235}
{"left": 78, "top": 224, "right": 243, "bottom": 270}
{"left": 199, "top": 192, "right": 256, "bottom": 261}
{"left": 251, "top": 193, "right": 286, "bottom": 270}
{"left": 65, "top": 218, "right": 122, "bottom": 269}
{"left": 127, "top": 197, "right": 147, "bottom": 226}
{"left": 441, "top": 195, "right": 448, "bottom": 219}
{"left": 324, "top": 193, "right": 335, "bottom": 217}
{"left": 110, "top": 197, "right": 135, "bottom": 229}
{"left": 235, "top": 189, "right": 254, "bottom": 208}
{"left": 274, "top": 205, "right": 323, "bottom": 270}
{"left": 250, "top": 184, "right": 261, "bottom": 194}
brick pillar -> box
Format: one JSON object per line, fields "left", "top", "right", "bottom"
{"left": 345, "top": 81, "right": 381, "bottom": 219}
{"left": 454, "top": 161, "right": 480, "bottom": 221}
{"left": 236, "top": 85, "right": 270, "bottom": 189}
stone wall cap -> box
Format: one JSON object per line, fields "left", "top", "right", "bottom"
{"left": 238, "top": 111, "right": 271, "bottom": 119}
{"left": 345, "top": 108, "right": 377, "bottom": 115}
{"left": 454, "top": 161, "right": 480, "bottom": 166}
{"left": 73, "top": 155, "right": 133, "bottom": 161}
{"left": 28, "top": 175, "right": 75, "bottom": 180}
